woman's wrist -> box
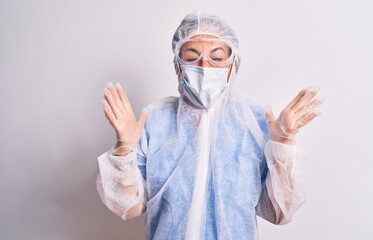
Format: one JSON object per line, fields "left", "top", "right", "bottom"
{"left": 113, "top": 141, "right": 135, "bottom": 156}
{"left": 271, "top": 138, "right": 295, "bottom": 145}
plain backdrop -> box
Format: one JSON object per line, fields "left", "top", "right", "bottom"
{"left": 1, "top": 0, "right": 372, "bottom": 239}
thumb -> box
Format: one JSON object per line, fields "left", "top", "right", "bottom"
{"left": 265, "top": 106, "right": 276, "bottom": 124}
{"left": 137, "top": 109, "right": 148, "bottom": 129}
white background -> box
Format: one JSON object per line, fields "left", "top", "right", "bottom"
{"left": 1, "top": 0, "right": 372, "bottom": 239}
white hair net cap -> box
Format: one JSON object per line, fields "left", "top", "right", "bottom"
{"left": 172, "top": 10, "right": 241, "bottom": 76}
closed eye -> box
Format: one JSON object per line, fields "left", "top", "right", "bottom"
{"left": 186, "top": 58, "right": 198, "bottom": 62}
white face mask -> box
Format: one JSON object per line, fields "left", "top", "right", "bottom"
{"left": 178, "top": 64, "right": 230, "bottom": 109}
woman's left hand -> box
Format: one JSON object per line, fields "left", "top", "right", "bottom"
{"left": 265, "top": 86, "right": 323, "bottom": 145}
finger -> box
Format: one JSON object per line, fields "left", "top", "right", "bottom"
{"left": 132, "top": 110, "right": 148, "bottom": 142}
{"left": 265, "top": 106, "right": 276, "bottom": 124}
{"left": 101, "top": 99, "right": 118, "bottom": 129}
{"left": 137, "top": 110, "right": 148, "bottom": 129}
{"left": 115, "top": 82, "right": 125, "bottom": 107}
{"left": 297, "top": 111, "right": 320, "bottom": 129}
{"left": 106, "top": 82, "right": 125, "bottom": 112}
{"left": 284, "top": 88, "right": 307, "bottom": 111}
{"left": 291, "top": 86, "right": 320, "bottom": 113}
{"left": 295, "top": 97, "right": 324, "bottom": 120}
{"left": 104, "top": 88, "right": 122, "bottom": 119}
{"left": 116, "top": 82, "right": 133, "bottom": 112}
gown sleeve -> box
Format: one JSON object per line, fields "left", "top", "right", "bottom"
{"left": 255, "top": 140, "right": 307, "bottom": 225}
{"left": 96, "top": 128, "right": 148, "bottom": 221}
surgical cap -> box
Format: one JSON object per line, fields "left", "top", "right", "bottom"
{"left": 172, "top": 10, "right": 241, "bottom": 75}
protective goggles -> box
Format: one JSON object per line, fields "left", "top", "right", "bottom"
{"left": 174, "top": 38, "right": 235, "bottom": 68}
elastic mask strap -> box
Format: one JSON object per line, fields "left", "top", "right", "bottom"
{"left": 227, "top": 60, "right": 236, "bottom": 84}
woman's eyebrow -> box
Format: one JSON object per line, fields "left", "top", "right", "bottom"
{"left": 211, "top": 47, "right": 225, "bottom": 53}
{"left": 185, "top": 48, "right": 200, "bottom": 54}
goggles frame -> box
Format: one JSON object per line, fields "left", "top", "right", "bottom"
{"left": 174, "top": 38, "right": 235, "bottom": 68}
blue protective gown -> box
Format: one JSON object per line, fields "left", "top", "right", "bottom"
{"left": 97, "top": 87, "right": 307, "bottom": 240}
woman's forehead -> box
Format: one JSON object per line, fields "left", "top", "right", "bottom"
{"left": 181, "top": 39, "right": 231, "bottom": 51}
{"left": 190, "top": 34, "right": 219, "bottom": 39}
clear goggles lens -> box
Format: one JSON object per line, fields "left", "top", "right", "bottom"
{"left": 175, "top": 38, "right": 234, "bottom": 68}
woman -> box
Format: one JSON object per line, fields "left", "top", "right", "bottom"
{"left": 97, "top": 10, "right": 322, "bottom": 240}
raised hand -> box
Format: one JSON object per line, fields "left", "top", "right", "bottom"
{"left": 101, "top": 82, "right": 147, "bottom": 153}
{"left": 265, "top": 86, "right": 323, "bottom": 145}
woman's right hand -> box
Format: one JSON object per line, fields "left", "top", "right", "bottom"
{"left": 101, "top": 82, "right": 147, "bottom": 150}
